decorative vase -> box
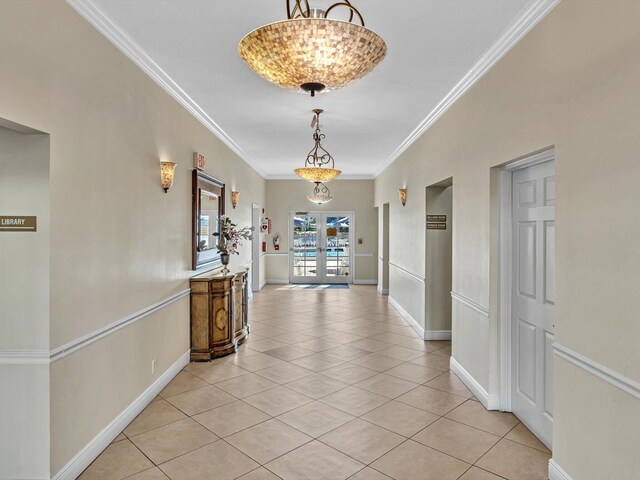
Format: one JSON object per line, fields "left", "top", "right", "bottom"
{"left": 220, "top": 252, "right": 230, "bottom": 275}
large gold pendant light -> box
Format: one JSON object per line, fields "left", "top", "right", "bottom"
{"left": 238, "top": 0, "right": 386, "bottom": 97}
{"left": 307, "top": 182, "right": 333, "bottom": 205}
{"left": 295, "top": 109, "right": 341, "bottom": 182}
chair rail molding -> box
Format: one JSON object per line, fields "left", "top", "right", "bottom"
{"left": 553, "top": 343, "right": 640, "bottom": 401}
{"left": 451, "top": 291, "right": 489, "bottom": 317}
{"left": 389, "top": 261, "right": 425, "bottom": 283}
{"left": 0, "top": 289, "right": 190, "bottom": 365}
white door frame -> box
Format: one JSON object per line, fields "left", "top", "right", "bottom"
{"left": 498, "top": 148, "right": 555, "bottom": 412}
{"left": 288, "top": 211, "right": 355, "bottom": 284}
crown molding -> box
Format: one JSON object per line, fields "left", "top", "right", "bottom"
{"left": 65, "top": 0, "right": 268, "bottom": 178}
{"left": 373, "top": 0, "right": 561, "bottom": 177}
{"left": 265, "top": 174, "right": 375, "bottom": 180}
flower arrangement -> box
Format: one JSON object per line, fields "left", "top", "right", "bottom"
{"left": 213, "top": 215, "right": 254, "bottom": 256}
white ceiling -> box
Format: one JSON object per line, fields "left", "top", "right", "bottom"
{"left": 86, "top": 0, "right": 535, "bottom": 178}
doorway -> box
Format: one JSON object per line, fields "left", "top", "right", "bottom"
{"left": 289, "top": 211, "right": 354, "bottom": 284}
{"left": 425, "top": 179, "right": 453, "bottom": 340}
{"left": 499, "top": 150, "right": 555, "bottom": 448}
{"left": 251, "top": 203, "right": 261, "bottom": 292}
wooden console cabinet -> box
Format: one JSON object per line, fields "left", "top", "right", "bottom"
{"left": 190, "top": 269, "right": 249, "bottom": 361}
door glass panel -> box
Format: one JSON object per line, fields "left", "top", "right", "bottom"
{"left": 326, "top": 216, "right": 350, "bottom": 278}
{"left": 293, "top": 215, "right": 317, "bottom": 278}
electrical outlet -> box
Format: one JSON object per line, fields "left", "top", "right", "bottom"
{"left": 151, "top": 358, "right": 157, "bottom": 374}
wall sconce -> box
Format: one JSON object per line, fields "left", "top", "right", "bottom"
{"left": 160, "top": 161, "right": 177, "bottom": 193}
{"left": 398, "top": 188, "right": 407, "bottom": 207}
{"left": 231, "top": 191, "right": 240, "bottom": 209}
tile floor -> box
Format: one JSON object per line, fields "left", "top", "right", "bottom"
{"left": 80, "top": 285, "right": 551, "bottom": 480}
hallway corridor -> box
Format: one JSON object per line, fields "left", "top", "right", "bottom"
{"left": 80, "top": 286, "right": 551, "bottom": 480}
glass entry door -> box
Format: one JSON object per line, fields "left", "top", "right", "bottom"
{"left": 290, "top": 212, "right": 353, "bottom": 284}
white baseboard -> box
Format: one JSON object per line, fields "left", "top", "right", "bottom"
{"left": 424, "top": 330, "right": 452, "bottom": 341}
{"left": 259, "top": 279, "right": 267, "bottom": 290}
{"left": 450, "top": 356, "right": 499, "bottom": 410}
{"left": 353, "top": 279, "right": 377, "bottom": 285}
{"left": 548, "top": 459, "right": 574, "bottom": 480}
{"left": 52, "top": 351, "right": 190, "bottom": 480}
{"left": 377, "top": 285, "right": 389, "bottom": 295}
{"left": 265, "top": 279, "right": 289, "bottom": 285}
{"left": 388, "top": 296, "right": 425, "bottom": 339}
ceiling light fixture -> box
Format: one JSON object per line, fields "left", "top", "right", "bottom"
{"left": 238, "top": 0, "right": 386, "bottom": 97}
{"left": 307, "top": 182, "right": 333, "bottom": 205}
{"left": 294, "top": 109, "right": 341, "bottom": 182}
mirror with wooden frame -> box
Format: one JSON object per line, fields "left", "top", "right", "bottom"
{"left": 192, "top": 170, "right": 225, "bottom": 270}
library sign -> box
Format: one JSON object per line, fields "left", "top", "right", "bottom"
{"left": 0, "top": 216, "right": 37, "bottom": 232}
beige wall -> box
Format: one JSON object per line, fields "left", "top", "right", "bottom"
{"left": 375, "top": 1, "right": 640, "bottom": 477}
{"left": 265, "top": 179, "right": 378, "bottom": 283}
{"left": 0, "top": 1, "right": 265, "bottom": 476}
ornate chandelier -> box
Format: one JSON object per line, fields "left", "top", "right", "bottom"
{"left": 307, "top": 182, "right": 333, "bottom": 205}
{"left": 238, "top": 0, "right": 386, "bottom": 97}
{"left": 294, "top": 109, "right": 341, "bottom": 182}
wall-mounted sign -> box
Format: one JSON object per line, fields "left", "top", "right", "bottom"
{"left": 194, "top": 152, "right": 206, "bottom": 170}
{"left": 427, "top": 222, "right": 446, "bottom": 230}
{"left": 0, "top": 216, "right": 37, "bottom": 232}
{"left": 427, "top": 215, "right": 447, "bottom": 222}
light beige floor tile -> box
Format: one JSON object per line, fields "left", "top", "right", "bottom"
{"left": 226, "top": 352, "right": 286, "bottom": 371}
{"left": 319, "top": 419, "right": 405, "bottom": 464}
{"left": 396, "top": 385, "right": 467, "bottom": 415}
{"left": 384, "top": 363, "right": 443, "bottom": 384}
{"left": 354, "top": 373, "right": 419, "bottom": 399}
{"left": 432, "top": 345, "right": 452, "bottom": 357}
{"left": 425, "top": 371, "right": 473, "bottom": 397}
{"left": 276, "top": 332, "right": 317, "bottom": 344}
{"left": 191, "top": 400, "right": 270, "bottom": 437}
{"left": 243, "top": 385, "right": 313, "bottom": 415}
{"left": 321, "top": 362, "right": 379, "bottom": 384}
{"left": 159, "top": 371, "right": 208, "bottom": 398}
{"left": 188, "top": 362, "right": 251, "bottom": 384}
{"left": 370, "top": 332, "right": 415, "bottom": 345}
{"left": 445, "top": 400, "right": 519, "bottom": 436}
{"left": 409, "top": 353, "right": 451, "bottom": 371}
{"left": 124, "top": 399, "right": 186, "bottom": 437}
{"left": 265, "top": 440, "right": 364, "bottom": 480}
{"left": 377, "top": 345, "right": 425, "bottom": 361}
{"left": 246, "top": 338, "right": 289, "bottom": 352}
{"left": 254, "top": 362, "right": 314, "bottom": 384}
{"left": 111, "top": 433, "right": 126, "bottom": 443}
{"left": 165, "top": 385, "right": 236, "bottom": 416}
{"left": 371, "top": 440, "right": 470, "bottom": 480}
{"left": 412, "top": 417, "right": 501, "bottom": 463}
{"left": 263, "top": 345, "right": 316, "bottom": 361}
{"left": 458, "top": 467, "right": 505, "bottom": 480}
{"left": 277, "top": 401, "right": 355, "bottom": 437}
{"left": 78, "top": 440, "right": 153, "bottom": 479}
{"left": 320, "top": 386, "right": 389, "bottom": 416}
{"left": 400, "top": 338, "right": 449, "bottom": 353}
{"left": 158, "top": 441, "right": 258, "bottom": 480}
{"left": 226, "top": 418, "right": 312, "bottom": 464}
{"left": 291, "top": 353, "right": 345, "bottom": 371}
{"left": 505, "top": 423, "right": 551, "bottom": 453}
{"left": 297, "top": 337, "right": 342, "bottom": 352}
{"left": 476, "top": 439, "right": 552, "bottom": 480}
{"left": 286, "top": 373, "right": 349, "bottom": 399}
{"left": 347, "top": 467, "right": 393, "bottom": 479}
{"left": 349, "top": 353, "right": 405, "bottom": 372}
{"left": 350, "top": 338, "right": 392, "bottom": 352}
{"left": 361, "top": 400, "right": 439, "bottom": 437}
{"left": 323, "top": 344, "right": 370, "bottom": 361}
{"left": 236, "top": 467, "right": 282, "bottom": 479}
{"left": 125, "top": 467, "right": 170, "bottom": 480}
{"left": 215, "top": 373, "right": 278, "bottom": 398}
{"left": 129, "top": 418, "right": 217, "bottom": 464}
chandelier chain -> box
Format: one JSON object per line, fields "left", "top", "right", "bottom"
{"left": 287, "top": 0, "right": 363, "bottom": 26}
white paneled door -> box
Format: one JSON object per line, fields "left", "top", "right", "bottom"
{"left": 289, "top": 212, "right": 353, "bottom": 284}
{"left": 511, "top": 160, "right": 555, "bottom": 448}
